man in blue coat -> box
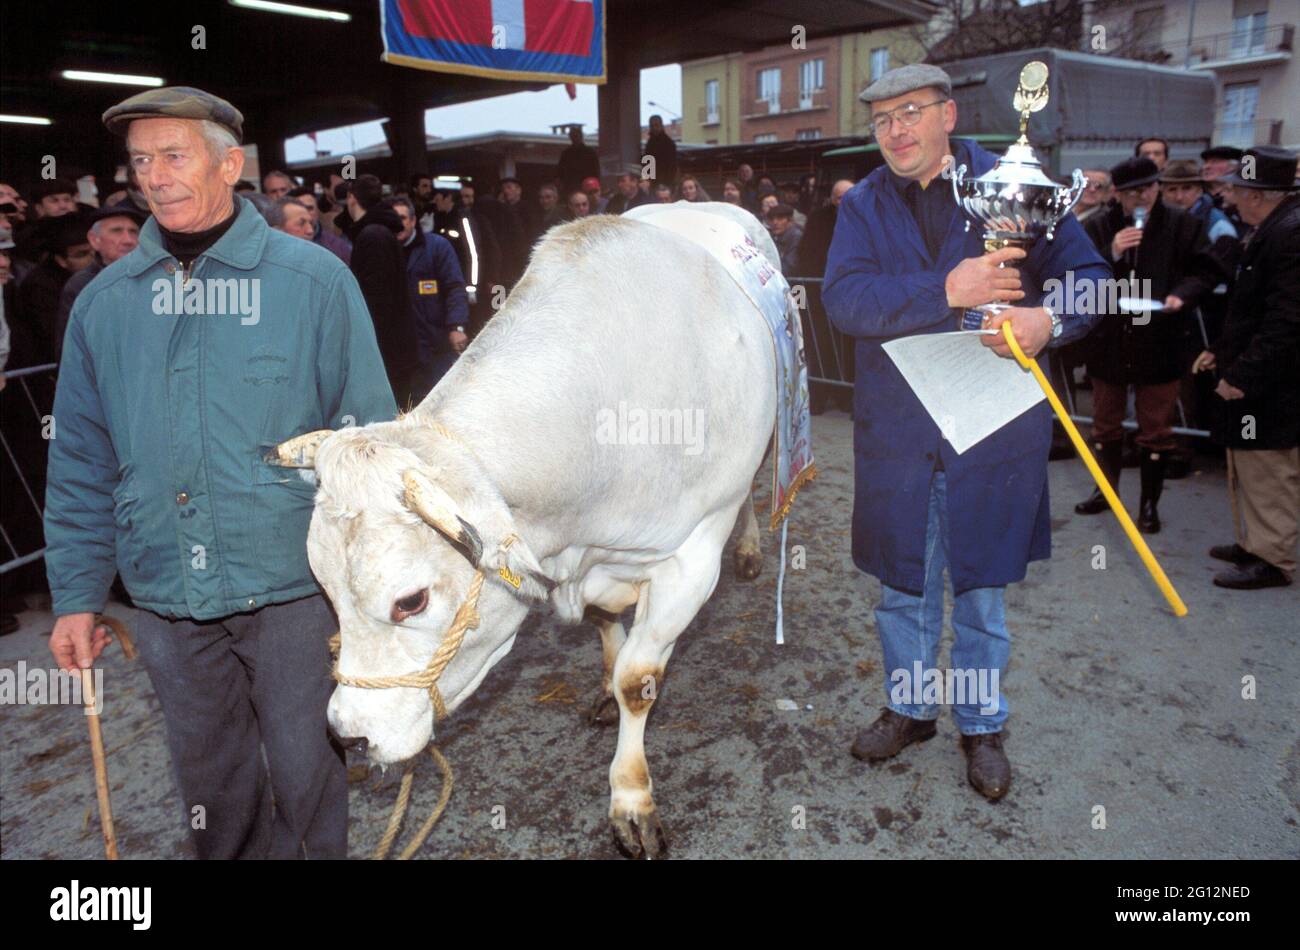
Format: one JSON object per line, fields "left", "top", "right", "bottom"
{"left": 387, "top": 196, "right": 470, "bottom": 403}
{"left": 823, "top": 64, "right": 1109, "bottom": 799}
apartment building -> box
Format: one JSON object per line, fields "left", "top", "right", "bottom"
{"left": 680, "top": 28, "right": 927, "bottom": 145}
{"left": 1099, "top": 0, "right": 1298, "bottom": 150}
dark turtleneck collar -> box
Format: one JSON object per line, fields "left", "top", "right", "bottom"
{"left": 159, "top": 199, "right": 239, "bottom": 268}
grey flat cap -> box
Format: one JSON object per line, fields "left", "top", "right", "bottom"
{"left": 859, "top": 63, "right": 952, "bottom": 104}
{"left": 103, "top": 86, "right": 244, "bottom": 142}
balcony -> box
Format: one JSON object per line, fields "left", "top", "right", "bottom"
{"left": 697, "top": 105, "right": 721, "bottom": 126}
{"left": 1213, "top": 117, "right": 1285, "bottom": 150}
{"left": 742, "top": 86, "right": 830, "bottom": 120}
{"left": 1136, "top": 23, "right": 1294, "bottom": 71}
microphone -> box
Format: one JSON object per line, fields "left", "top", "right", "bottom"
{"left": 1133, "top": 205, "right": 1147, "bottom": 230}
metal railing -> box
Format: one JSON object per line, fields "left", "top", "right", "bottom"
{"left": 787, "top": 278, "right": 1212, "bottom": 438}
{"left": 0, "top": 362, "right": 57, "bottom": 575}
{"left": 1120, "top": 23, "right": 1294, "bottom": 67}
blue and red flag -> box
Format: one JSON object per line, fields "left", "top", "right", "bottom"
{"left": 380, "top": 0, "right": 606, "bottom": 83}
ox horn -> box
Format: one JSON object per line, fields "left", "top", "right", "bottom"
{"left": 264, "top": 429, "right": 335, "bottom": 469}
{"left": 401, "top": 468, "right": 484, "bottom": 566}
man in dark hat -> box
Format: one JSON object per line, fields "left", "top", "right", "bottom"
{"left": 14, "top": 211, "right": 94, "bottom": 364}
{"left": 1193, "top": 146, "right": 1300, "bottom": 590}
{"left": 1201, "top": 145, "right": 1245, "bottom": 229}
{"left": 1076, "top": 156, "right": 1225, "bottom": 533}
{"left": 54, "top": 202, "right": 146, "bottom": 361}
{"left": 27, "top": 177, "right": 79, "bottom": 220}
{"left": 44, "top": 85, "right": 395, "bottom": 859}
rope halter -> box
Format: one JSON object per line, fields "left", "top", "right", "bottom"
{"left": 329, "top": 569, "right": 486, "bottom": 720}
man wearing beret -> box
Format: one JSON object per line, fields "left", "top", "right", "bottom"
{"left": 1193, "top": 146, "right": 1300, "bottom": 590}
{"left": 54, "top": 202, "right": 145, "bottom": 362}
{"left": 823, "top": 64, "right": 1109, "bottom": 799}
{"left": 44, "top": 86, "right": 397, "bottom": 858}
{"left": 1076, "top": 156, "right": 1224, "bottom": 534}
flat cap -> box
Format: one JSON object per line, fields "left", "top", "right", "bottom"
{"left": 102, "top": 86, "right": 244, "bottom": 142}
{"left": 1160, "top": 159, "right": 1204, "bottom": 184}
{"left": 859, "top": 63, "right": 952, "bottom": 104}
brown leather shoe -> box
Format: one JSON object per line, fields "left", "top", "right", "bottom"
{"left": 850, "top": 708, "right": 937, "bottom": 762}
{"left": 960, "top": 733, "right": 1011, "bottom": 800}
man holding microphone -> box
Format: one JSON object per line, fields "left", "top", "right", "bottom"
{"left": 823, "top": 64, "right": 1108, "bottom": 800}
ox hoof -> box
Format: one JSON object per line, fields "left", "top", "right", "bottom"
{"left": 588, "top": 693, "right": 620, "bottom": 727}
{"left": 733, "top": 548, "right": 763, "bottom": 581}
{"left": 610, "top": 807, "right": 668, "bottom": 860}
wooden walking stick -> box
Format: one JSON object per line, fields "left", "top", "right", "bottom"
{"left": 80, "top": 665, "right": 118, "bottom": 859}
{"left": 78, "top": 615, "right": 134, "bottom": 859}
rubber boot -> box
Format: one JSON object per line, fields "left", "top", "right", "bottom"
{"left": 1138, "top": 448, "right": 1166, "bottom": 534}
{"left": 1075, "top": 440, "right": 1122, "bottom": 515}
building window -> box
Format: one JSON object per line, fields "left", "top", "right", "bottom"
{"left": 1230, "top": 1, "right": 1268, "bottom": 57}
{"left": 704, "top": 79, "right": 719, "bottom": 124}
{"left": 870, "top": 47, "right": 889, "bottom": 82}
{"left": 799, "top": 58, "right": 824, "bottom": 106}
{"left": 754, "top": 132, "right": 778, "bottom": 144}
{"left": 758, "top": 67, "right": 781, "bottom": 113}
{"left": 1220, "top": 81, "right": 1260, "bottom": 148}
{"left": 795, "top": 128, "right": 822, "bottom": 140}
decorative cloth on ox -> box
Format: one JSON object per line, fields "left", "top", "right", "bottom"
{"left": 632, "top": 208, "right": 817, "bottom": 529}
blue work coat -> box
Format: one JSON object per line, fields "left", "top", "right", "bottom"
{"left": 822, "top": 139, "right": 1108, "bottom": 594}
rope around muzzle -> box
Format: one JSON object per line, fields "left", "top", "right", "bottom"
{"left": 329, "top": 570, "right": 486, "bottom": 859}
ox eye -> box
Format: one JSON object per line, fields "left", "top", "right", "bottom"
{"left": 391, "top": 589, "right": 429, "bottom": 622}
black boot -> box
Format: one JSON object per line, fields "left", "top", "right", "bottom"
{"left": 1138, "top": 448, "right": 1166, "bottom": 534}
{"left": 1075, "top": 440, "right": 1122, "bottom": 515}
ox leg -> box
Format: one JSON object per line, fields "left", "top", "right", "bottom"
{"left": 583, "top": 606, "right": 625, "bottom": 727}
{"left": 608, "top": 516, "right": 730, "bottom": 859}
{"left": 732, "top": 489, "right": 763, "bottom": 581}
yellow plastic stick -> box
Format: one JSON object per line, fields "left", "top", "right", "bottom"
{"left": 1001, "top": 322, "right": 1188, "bottom": 617}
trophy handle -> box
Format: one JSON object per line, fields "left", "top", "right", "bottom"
{"left": 950, "top": 162, "right": 967, "bottom": 205}
{"left": 1062, "top": 168, "right": 1087, "bottom": 214}
{"left": 1045, "top": 169, "right": 1088, "bottom": 241}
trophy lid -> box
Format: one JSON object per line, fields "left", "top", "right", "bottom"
{"left": 977, "top": 141, "right": 1059, "bottom": 188}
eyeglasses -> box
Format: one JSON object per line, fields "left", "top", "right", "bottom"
{"left": 869, "top": 98, "right": 948, "bottom": 137}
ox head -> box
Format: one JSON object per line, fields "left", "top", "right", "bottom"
{"left": 269, "top": 421, "right": 553, "bottom": 764}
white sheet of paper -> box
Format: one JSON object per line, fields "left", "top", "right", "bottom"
{"left": 882, "top": 330, "right": 1045, "bottom": 454}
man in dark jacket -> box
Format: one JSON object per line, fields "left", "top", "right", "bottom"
{"left": 387, "top": 196, "right": 469, "bottom": 403}
{"left": 557, "top": 126, "right": 600, "bottom": 197}
{"left": 15, "top": 212, "right": 95, "bottom": 365}
{"left": 644, "top": 115, "right": 678, "bottom": 189}
{"left": 343, "top": 174, "right": 421, "bottom": 407}
{"left": 605, "top": 169, "right": 651, "bottom": 215}
{"left": 1193, "top": 146, "right": 1300, "bottom": 590}
{"left": 429, "top": 179, "right": 499, "bottom": 332}
{"left": 54, "top": 202, "right": 145, "bottom": 361}
{"left": 823, "top": 64, "right": 1108, "bottom": 800}
{"left": 1077, "top": 157, "right": 1225, "bottom": 533}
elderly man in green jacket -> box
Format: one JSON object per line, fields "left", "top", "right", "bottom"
{"left": 44, "top": 87, "right": 396, "bottom": 859}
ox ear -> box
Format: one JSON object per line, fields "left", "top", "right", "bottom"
{"left": 478, "top": 532, "right": 555, "bottom": 602}
{"left": 401, "top": 468, "right": 484, "bottom": 566}
{"left": 265, "top": 429, "right": 335, "bottom": 468}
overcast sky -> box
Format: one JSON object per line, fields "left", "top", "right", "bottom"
{"left": 285, "top": 63, "right": 681, "bottom": 162}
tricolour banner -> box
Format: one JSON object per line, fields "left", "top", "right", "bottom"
{"left": 380, "top": 0, "right": 606, "bottom": 83}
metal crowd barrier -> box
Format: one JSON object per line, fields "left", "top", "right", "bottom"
{"left": 787, "top": 277, "right": 1212, "bottom": 439}
{"left": 0, "top": 362, "right": 57, "bottom": 575}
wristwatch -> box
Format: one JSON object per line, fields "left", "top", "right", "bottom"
{"left": 1045, "top": 305, "right": 1063, "bottom": 339}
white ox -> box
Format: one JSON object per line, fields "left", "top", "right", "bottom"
{"left": 272, "top": 202, "right": 781, "bottom": 858}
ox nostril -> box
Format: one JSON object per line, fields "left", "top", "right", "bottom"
{"left": 332, "top": 729, "right": 368, "bottom": 757}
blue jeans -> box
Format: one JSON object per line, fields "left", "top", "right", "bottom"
{"left": 874, "top": 470, "right": 1010, "bottom": 735}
